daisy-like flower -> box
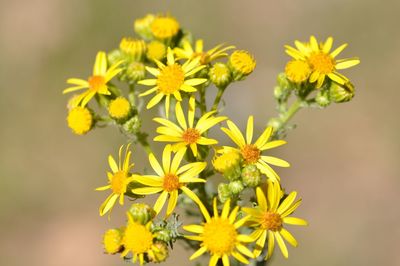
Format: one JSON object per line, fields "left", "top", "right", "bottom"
{"left": 96, "top": 144, "right": 136, "bottom": 216}
{"left": 63, "top": 51, "right": 123, "bottom": 107}
{"left": 242, "top": 182, "right": 307, "bottom": 260}
{"left": 121, "top": 212, "right": 160, "bottom": 265}
{"left": 285, "top": 36, "right": 360, "bottom": 88}
{"left": 153, "top": 97, "right": 227, "bottom": 157}
{"left": 184, "top": 198, "right": 255, "bottom": 266}
{"left": 221, "top": 116, "right": 290, "bottom": 182}
{"left": 132, "top": 145, "right": 207, "bottom": 217}
{"left": 138, "top": 48, "right": 207, "bottom": 117}
{"left": 174, "top": 39, "right": 235, "bottom": 65}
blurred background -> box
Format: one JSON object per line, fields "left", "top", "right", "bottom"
{"left": 1, "top": 0, "right": 399, "bottom": 265}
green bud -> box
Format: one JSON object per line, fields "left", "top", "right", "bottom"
{"left": 134, "top": 14, "right": 155, "bottom": 41}
{"left": 218, "top": 183, "right": 231, "bottom": 203}
{"left": 267, "top": 117, "right": 282, "bottom": 132}
{"left": 241, "top": 164, "right": 261, "bottom": 187}
{"left": 107, "top": 49, "right": 123, "bottom": 66}
{"left": 274, "top": 86, "right": 284, "bottom": 100}
{"left": 277, "top": 73, "right": 290, "bottom": 89}
{"left": 154, "top": 229, "right": 172, "bottom": 243}
{"left": 228, "top": 181, "right": 244, "bottom": 194}
{"left": 148, "top": 241, "right": 169, "bottom": 263}
{"left": 315, "top": 89, "right": 331, "bottom": 107}
{"left": 128, "top": 203, "right": 156, "bottom": 225}
{"left": 120, "top": 62, "right": 146, "bottom": 83}
{"left": 123, "top": 116, "right": 141, "bottom": 135}
{"left": 209, "top": 63, "right": 232, "bottom": 88}
{"left": 329, "top": 81, "right": 355, "bottom": 103}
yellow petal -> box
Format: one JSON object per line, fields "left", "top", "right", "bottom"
{"left": 260, "top": 140, "right": 286, "bottom": 150}
{"left": 246, "top": 116, "right": 254, "bottom": 144}
{"left": 188, "top": 97, "right": 195, "bottom": 128}
{"left": 149, "top": 153, "right": 164, "bottom": 176}
{"left": 175, "top": 102, "right": 187, "bottom": 129}
{"left": 181, "top": 187, "right": 210, "bottom": 221}
{"left": 134, "top": 175, "right": 163, "bottom": 186}
{"left": 274, "top": 232, "right": 288, "bottom": 258}
{"left": 108, "top": 155, "right": 119, "bottom": 172}
{"left": 189, "top": 246, "right": 207, "bottom": 260}
{"left": 166, "top": 190, "right": 178, "bottom": 217}
{"left": 153, "top": 191, "right": 168, "bottom": 214}
{"left": 322, "top": 37, "right": 333, "bottom": 53}
{"left": 162, "top": 145, "right": 172, "bottom": 173}
{"left": 93, "top": 51, "right": 107, "bottom": 76}
{"left": 261, "top": 156, "right": 290, "bottom": 167}
{"left": 277, "top": 191, "right": 297, "bottom": 214}
{"left": 283, "top": 217, "right": 308, "bottom": 226}
{"left": 254, "top": 126, "right": 273, "bottom": 148}
{"left": 335, "top": 58, "right": 360, "bottom": 69}
{"left": 256, "top": 187, "right": 268, "bottom": 209}
{"left": 132, "top": 187, "right": 163, "bottom": 195}
{"left": 280, "top": 228, "right": 298, "bottom": 247}
{"left": 146, "top": 93, "right": 164, "bottom": 109}
{"left": 330, "top": 43, "right": 348, "bottom": 58}
{"left": 183, "top": 224, "right": 204, "bottom": 234}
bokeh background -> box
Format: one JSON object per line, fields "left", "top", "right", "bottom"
{"left": 1, "top": 0, "right": 399, "bottom": 265}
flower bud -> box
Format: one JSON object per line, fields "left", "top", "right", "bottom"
{"left": 119, "top": 38, "right": 146, "bottom": 62}
{"left": 120, "top": 61, "right": 146, "bottom": 83}
{"left": 241, "top": 164, "right": 261, "bottom": 187}
{"left": 329, "top": 81, "right": 355, "bottom": 103}
{"left": 107, "top": 49, "right": 123, "bottom": 66}
{"left": 103, "top": 228, "right": 124, "bottom": 254}
{"left": 128, "top": 203, "right": 156, "bottom": 225}
{"left": 134, "top": 14, "right": 155, "bottom": 41}
{"left": 228, "top": 181, "right": 244, "bottom": 195}
{"left": 209, "top": 63, "right": 232, "bottom": 88}
{"left": 148, "top": 241, "right": 169, "bottom": 263}
{"left": 228, "top": 50, "right": 256, "bottom": 81}
{"left": 108, "top": 97, "right": 132, "bottom": 122}
{"left": 154, "top": 229, "right": 172, "bottom": 243}
{"left": 146, "top": 40, "right": 167, "bottom": 61}
{"left": 274, "top": 86, "right": 284, "bottom": 100}
{"left": 123, "top": 116, "right": 141, "bottom": 135}
{"left": 150, "top": 15, "right": 180, "bottom": 40}
{"left": 218, "top": 183, "right": 231, "bottom": 203}
{"left": 277, "top": 72, "right": 290, "bottom": 89}
{"left": 284, "top": 60, "right": 311, "bottom": 83}
{"left": 67, "top": 106, "right": 93, "bottom": 135}
{"left": 315, "top": 89, "right": 331, "bottom": 107}
{"left": 212, "top": 149, "right": 241, "bottom": 181}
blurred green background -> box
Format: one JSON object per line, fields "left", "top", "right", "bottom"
{"left": 1, "top": 0, "right": 399, "bottom": 265}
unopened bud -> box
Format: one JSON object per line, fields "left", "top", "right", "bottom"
{"left": 128, "top": 203, "right": 156, "bottom": 225}
{"left": 148, "top": 241, "right": 169, "bottom": 263}
{"left": 329, "top": 81, "right": 355, "bottom": 103}
{"left": 241, "top": 164, "right": 261, "bottom": 187}
{"left": 229, "top": 181, "right": 244, "bottom": 194}
{"left": 209, "top": 63, "right": 232, "bottom": 88}
{"left": 218, "top": 183, "right": 231, "bottom": 203}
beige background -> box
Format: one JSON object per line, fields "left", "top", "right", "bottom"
{"left": 1, "top": 0, "right": 399, "bottom": 265}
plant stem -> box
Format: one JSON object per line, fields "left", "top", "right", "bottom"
{"left": 199, "top": 86, "right": 207, "bottom": 115}
{"left": 136, "top": 132, "right": 153, "bottom": 155}
{"left": 211, "top": 86, "right": 226, "bottom": 112}
{"left": 270, "top": 98, "right": 302, "bottom": 138}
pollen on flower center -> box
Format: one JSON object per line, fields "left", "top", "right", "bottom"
{"left": 123, "top": 222, "right": 153, "bottom": 254}
{"left": 182, "top": 128, "right": 200, "bottom": 144}
{"left": 88, "top": 75, "right": 106, "bottom": 92}
{"left": 202, "top": 217, "right": 237, "bottom": 255}
{"left": 157, "top": 64, "right": 184, "bottom": 94}
{"left": 163, "top": 173, "right": 181, "bottom": 192}
{"left": 111, "top": 171, "right": 128, "bottom": 194}
{"left": 260, "top": 211, "right": 283, "bottom": 231}
{"left": 308, "top": 52, "right": 335, "bottom": 74}
{"left": 241, "top": 144, "right": 261, "bottom": 164}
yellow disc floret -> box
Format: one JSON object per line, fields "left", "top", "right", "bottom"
{"left": 157, "top": 64, "right": 185, "bottom": 94}
{"left": 229, "top": 50, "right": 256, "bottom": 75}
{"left": 241, "top": 144, "right": 261, "bottom": 164}
{"left": 88, "top": 75, "right": 106, "bottom": 92}
{"left": 285, "top": 60, "right": 311, "bottom": 83}
{"left": 147, "top": 40, "right": 166, "bottom": 61}
{"left": 308, "top": 52, "right": 335, "bottom": 74}
{"left": 151, "top": 16, "right": 180, "bottom": 39}
{"left": 202, "top": 217, "right": 237, "bottom": 256}
{"left": 123, "top": 222, "right": 153, "bottom": 254}
{"left": 108, "top": 97, "right": 131, "bottom": 119}
{"left": 162, "top": 173, "right": 181, "bottom": 192}
{"left": 67, "top": 106, "right": 93, "bottom": 135}
{"left": 182, "top": 128, "right": 201, "bottom": 144}
{"left": 103, "top": 228, "right": 123, "bottom": 254}
{"left": 260, "top": 211, "right": 283, "bottom": 231}
{"left": 213, "top": 150, "right": 241, "bottom": 173}
{"left": 111, "top": 171, "right": 129, "bottom": 194}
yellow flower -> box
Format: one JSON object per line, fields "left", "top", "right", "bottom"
{"left": 67, "top": 106, "right": 93, "bottom": 135}
{"left": 108, "top": 97, "right": 131, "bottom": 119}
{"left": 96, "top": 144, "right": 136, "bottom": 216}
{"left": 150, "top": 15, "right": 180, "bottom": 39}
{"left": 119, "top": 37, "right": 146, "bottom": 61}
{"left": 103, "top": 228, "right": 124, "bottom": 254}
{"left": 138, "top": 48, "right": 207, "bottom": 117}
{"left": 285, "top": 36, "right": 360, "bottom": 88}
{"left": 63, "top": 51, "right": 123, "bottom": 107}
{"left": 221, "top": 116, "right": 289, "bottom": 182}
{"left": 285, "top": 60, "right": 311, "bottom": 83}
{"left": 212, "top": 148, "right": 241, "bottom": 174}
{"left": 132, "top": 145, "right": 207, "bottom": 217}
{"left": 146, "top": 40, "right": 167, "bottom": 61}
{"left": 184, "top": 198, "right": 254, "bottom": 266}
{"left": 121, "top": 213, "right": 159, "bottom": 265}
{"left": 229, "top": 50, "right": 256, "bottom": 76}
{"left": 153, "top": 97, "right": 227, "bottom": 157}
{"left": 242, "top": 182, "right": 307, "bottom": 260}
{"left": 174, "top": 39, "right": 235, "bottom": 65}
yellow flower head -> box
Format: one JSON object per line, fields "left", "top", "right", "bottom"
{"left": 103, "top": 228, "right": 124, "bottom": 254}
{"left": 285, "top": 60, "right": 311, "bottom": 83}
{"left": 138, "top": 48, "right": 207, "bottom": 117}
{"left": 146, "top": 40, "right": 167, "bottom": 61}
{"left": 174, "top": 39, "right": 235, "bottom": 65}
{"left": 153, "top": 97, "right": 227, "bottom": 157}
{"left": 121, "top": 213, "right": 159, "bottom": 265}
{"left": 221, "top": 116, "right": 290, "bottom": 182}
{"left": 108, "top": 97, "right": 131, "bottom": 120}
{"left": 242, "top": 182, "right": 308, "bottom": 260}
{"left": 229, "top": 50, "right": 256, "bottom": 75}
{"left": 67, "top": 106, "right": 93, "bottom": 135}
{"left": 119, "top": 37, "right": 146, "bottom": 61}
{"left": 96, "top": 144, "right": 136, "bottom": 217}
{"left": 184, "top": 198, "right": 255, "bottom": 266}
{"left": 151, "top": 15, "right": 180, "bottom": 39}
{"left": 63, "top": 51, "right": 123, "bottom": 107}
{"left": 132, "top": 145, "right": 207, "bottom": 217}
{"left": 285, "top": 36, "right": 360, "bottom": 88}
{"left": 212, "top": 148, "right": 241, "bottom": 174}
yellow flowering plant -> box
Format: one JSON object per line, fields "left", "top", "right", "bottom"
{"left": 63, "top": 12, "right": 360, "bottom": 266}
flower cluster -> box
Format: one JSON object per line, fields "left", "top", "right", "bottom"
{"left": 63, "top": 13, "right": 359, "bottom": 266}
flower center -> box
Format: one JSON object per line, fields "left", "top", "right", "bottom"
{"left": 67, "top": 107, "right": 93, "bottom": 135}
{"left": 163, "top": 173, "right": 181, "bottom": 192}
{"left": 88, "top": 75, "right": 106, "bottom": 92}
{"left": 308, "top": 52, "right": 335, "bottom": 74}
{"left": 260, "top": 211, "right": 283, "bottom": 231}
{"left": 241, "top": 144, "right": 261, "bottom": 164}
{"left": 182, "top": 128, "right": 200, "bottom": 144}
{"left": 108, "top": 97, "right": 131, "bottom": 119}
{"left": 151, "top": 17, "right": 180, "bottom": 39}
{"left": 111, "top": 171, "right": 128, "bottom": 194}
{"left": 157, "top": 64, "right": 184, "bottom": 95}
{"left": 202, "top": 217, "right": 237, "bottom": 256}
{"left": 123, "top": 222, "right": 153, "bottom": 254}
{"left": 285, "top": 60, "right": 311, "bottom": 83}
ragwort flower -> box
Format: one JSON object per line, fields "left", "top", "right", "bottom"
{"left": 63, "top": 51, "right": 123, "bottom": 107}
{"left": 242, "top": 182, "right": 307, "bottom": 260}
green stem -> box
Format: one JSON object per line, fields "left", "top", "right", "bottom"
{"left": 199, "top": 86, "right": 207, "bottom": 115}
{"left": 136, "top": 132, "right": 153, "bottom": 155}
{"left": 128, "top": 83, "right": 135, "bottom": 106}
{"left": 271, "top": 98, "right": 302, "bottom": 137}
{"left": 211, "top": 86, "right": 226, "bottom": 112}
